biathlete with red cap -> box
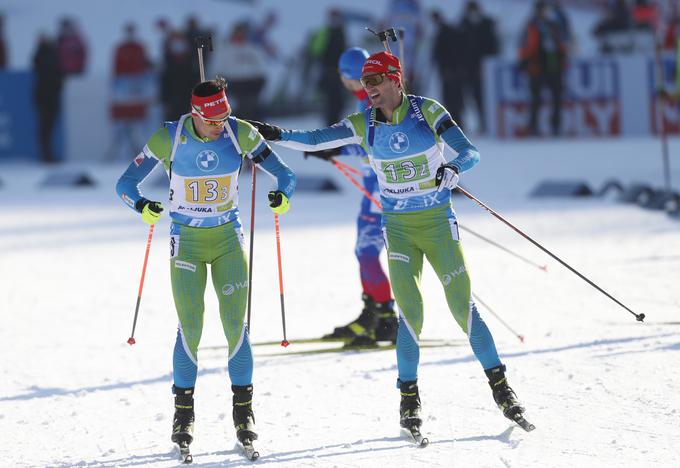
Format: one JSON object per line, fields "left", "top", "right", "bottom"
{"left": 248, "top": 52, "right": 529, "bottom": 435}
{"left": 116, "top": 78, "right": 296, "bottom": 453}
{"left": 306, "top": 47, "right": 398, "bottom": 348}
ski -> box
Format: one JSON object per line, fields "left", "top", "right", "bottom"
{"left": 512, "top": 413, "right": 536, "bottom": 432}
{"left": 240, "top": 438, "right": 260, "bottom": 461}
{"left": 254, "top": 339, "right": 465, "bottom": 357}
{"left": 248, "top": 337, "right": 460, "bottom": 347}
{"left": 177, "top": 441, "right": 193, "bottom": 464}
{"left": 402, "top": 427, "right": 429, "bottom": 447}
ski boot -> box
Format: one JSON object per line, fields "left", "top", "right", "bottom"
{"left": 232, "top": 384, "right": 258, "bottom": 443}
{"left": 486, "top": 365, "right": 535, "bottom": 431}
{"left": 485, "top": 365, "right": 525, "bottom": 419}
{"left": 323, "top": 293, "right": 378, "bottom": 347}
{"left": 171, "top": 386, "right": 195, "bottom": 446}
{"left": 399, "top": 379, "right": 422, "bottom": 430}
{"left": 374, "top": 299, "right": 398, "bottom": 343}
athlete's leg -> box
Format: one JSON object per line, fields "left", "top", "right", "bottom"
{"left": 355, "top": 213, "right": 392, "bottom": 303}
{"left": 422, "top": 208, "right": 501, "bottom": 370}
{"left": 210, "top": 221, "right": 253, "bottom": 386}
{"left": 383, "top": 215, "right": 424, "bottom": 383}
{"left": 170, "top": 223, "right": 208, "bottom": 389}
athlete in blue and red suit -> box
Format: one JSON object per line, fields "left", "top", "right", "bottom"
{"left": 306, "top": 47, "right": 398, "bottom": 347}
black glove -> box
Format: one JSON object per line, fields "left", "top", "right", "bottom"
{"left": 245, "top": 119, "right": 283, "bottom": 141}
{"left": 303, "top": 149, "right": 337, "bottom": 161}
{"left": 134, "top": 198, "right": 163, "bottom": 214}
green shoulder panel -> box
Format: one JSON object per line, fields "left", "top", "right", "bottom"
{"left": 234, "top": 118, "right": 264, "bottom": 155}
{"left": 145, "top": 126, "right": 173, "bottom": 170}
{"left": 420, "top": 97, "right": 448, "bottom": 143}
{"left": 346, "top": 112, "right": 369, "bottom": 153}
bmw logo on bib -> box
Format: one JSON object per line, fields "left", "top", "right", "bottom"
{"left": 389, "top": 132, "right": 409, "bottom": 153}
{"left": 196, "top": 150, "right": 219, "bottom": 172}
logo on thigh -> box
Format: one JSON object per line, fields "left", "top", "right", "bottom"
{"left": 222, "top": 280, "right": 249, "bottom": 296}
{"left": 388, "top": 252, "right": 410, "bottom": 263}
{"left": 442, "top": 265, "right": 466, "bottom": 286}
{"left": 174, "top": 260, "right": 196, "bottom": 272}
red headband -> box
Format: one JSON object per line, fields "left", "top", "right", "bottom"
{"left": 362, "top": 51, "right": 402, "bottom": 84}
{"left": 191, "top": 90, "right": 230, "bottom": 118}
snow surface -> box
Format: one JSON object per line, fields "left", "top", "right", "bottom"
{"left": 1, "top": 125, "right": 680, "bottom": 467}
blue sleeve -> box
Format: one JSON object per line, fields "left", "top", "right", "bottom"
{"left": 440, "top": 125, "right": 480, "bottom": 173}
{"left": 254, "top": 145, "right": 297, "bottom": 199}
{"left": 115, "top": 154, "right": 160, "bottom": 211}
{"left": 339, "top": 144, "right": 366, "bottom": 157}
{"left": 278, "top": 122, "right": 360, "bottom": 151}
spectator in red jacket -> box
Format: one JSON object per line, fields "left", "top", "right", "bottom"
{"left": 57, "top": 17, "right": 87, "bottom": 76}
{"left": 631, "top": 0, "right": 658, "bottom": 32}
{"left": 108, "top": 22, "right": 153, "bottom": 161}
{"left": 518, "top": 0, "right": 568, "bottom": 136}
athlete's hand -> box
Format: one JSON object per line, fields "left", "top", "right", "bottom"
{"left": 303, "top": 149, "right": 336, "bottom": 161}
{"left": 246, "top": 120, "right": 283, "bottom": 141}
{"left": 135, "top": 198, "right": 164, "bottom": 224}
{"left": 435, "top": 164, "right": 460, "bottom": 192}
{"left": 268, "top": 191, "right": 290, "bottom": 215}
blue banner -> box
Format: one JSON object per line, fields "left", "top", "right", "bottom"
{"left": 0, "top": 71, "right": 63, "bottom": 162}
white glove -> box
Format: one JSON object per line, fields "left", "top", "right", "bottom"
{"left": 436, "top": 164, "right": 460, "bottom": 192}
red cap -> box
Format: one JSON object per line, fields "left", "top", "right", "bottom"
{"left": 361, "top": 51, "right": 402, "bottom": 84}
{"left": 191, "top": 90, "right": 230, "bottom": 118}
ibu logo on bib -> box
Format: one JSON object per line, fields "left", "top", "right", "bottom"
{"left": 389, "top": 132, "right": 409, "bottom": 153}
{"left": 196, "top": 150, "right": 219, "bottom": 172}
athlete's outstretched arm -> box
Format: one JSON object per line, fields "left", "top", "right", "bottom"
{"left": 250, "top": 142, "right": 297, "bottom": 198}
{"left": 247, "top": 118, "right": 362, "bottom": 152}
{"left": 279, "top": 121, "right": 362, "bottom": 152}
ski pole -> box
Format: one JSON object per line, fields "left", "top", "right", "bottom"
{"left": 127, "top": 224, "right": 155, "bottom": 345}
{"left": 194, "top": 35, "right": 213, "bottom": 82}
{"left": 472, "top": 292, "right": 524, "bottom": 343}
{"left": 246, "top": 163, "right": 257, "bottom": 331}
{"left": 457, "top": 186, "right": 645, "bottom": 322}
{"left": 331, "top": 159, "right": 384, "bottom": 209}
{"left": 397, "top": 27, "right": 407, "bottom": 93}
{"left": 332, "top": 158, "right": 362, "bottom": 176}
{"left": 331, "top": 159, "right": 546, "bottom": 272}
{"left": 458, "top": 225, "right": 547, "bottom": 272}
{"left": 274, "top": 214, "right": 289, "bottom": 347}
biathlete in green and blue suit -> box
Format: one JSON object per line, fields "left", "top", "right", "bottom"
{"left": 116, "top": 78, "right": 296, "bottom": 450}
{"left": 248, "top": 52, "right": 527, "bottom": 431}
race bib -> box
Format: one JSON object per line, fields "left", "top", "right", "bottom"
{"left": 380, "top": 155, "right": 430, "bottom": 184}
{"left": 183, "top": 176, "right": 231, "bottom": 204}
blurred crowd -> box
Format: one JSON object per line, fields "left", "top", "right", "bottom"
{"left": 0, "top": 0, "right": 679, "bottom": 163}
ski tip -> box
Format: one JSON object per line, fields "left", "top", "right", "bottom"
{"left": 513, "top": 414, "right": 536, "bottom": 432}
{"left": 127, "top": 337, "right": 136, "bottom": 345}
